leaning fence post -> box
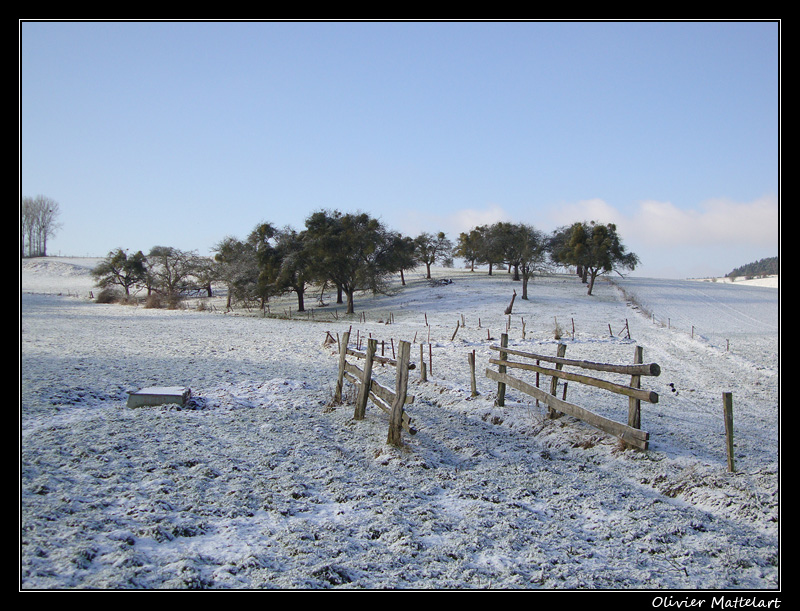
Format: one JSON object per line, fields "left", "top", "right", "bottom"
{"left": 334, "top": 330, "right": 350, "bottom": 404}
{"left": 723, "top": 392, "right": 735, "bottom": 472}
{"left": 354, "top": 338, "right": 377, "bottom": 420}
{"left": 387, "top": 340, "right": 411, "bottom": 447}
{"left": 495, "top": 333, "right": 508, "bottom": 406}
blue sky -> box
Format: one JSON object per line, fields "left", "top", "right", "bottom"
{"left": 20, "top": 20, "right": 779, "bottom": 278}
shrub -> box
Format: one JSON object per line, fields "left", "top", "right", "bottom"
{"left": 95, "top": 288, "right": 121, "bottom": 304}
{"left": 144, "top": 293, "right": 163, "bottom": 309}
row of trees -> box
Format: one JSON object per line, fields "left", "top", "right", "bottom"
{"left": 92, "top": 211, "right": 414, "bottom": 313}
{"left": 455, "top": 220, "right": 639, "bottom": 296}
{"left": 90, "top": 246, "right": 216, "bottom": 307}
{"left": 214, "top": 211, "right": 416, "bottom": 314}
{"left": 21, "top": 195, "right": 62, "bottom": 258}
{"left": 91, "top": 210, "right": 639, "bottom": 310}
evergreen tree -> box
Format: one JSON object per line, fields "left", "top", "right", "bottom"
{"left": 727, "top": 256, "right": 779, "bottom": 279}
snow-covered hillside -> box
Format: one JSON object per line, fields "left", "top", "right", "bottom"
{"left": 20, "top": 258, "right": 780, "bottom": 590}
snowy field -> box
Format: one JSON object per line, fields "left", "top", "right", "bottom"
{"left": 20, "top": 257, "right": 780, "bottom": 591}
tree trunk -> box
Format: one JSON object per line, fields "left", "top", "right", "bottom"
{"left": 587, "top": 269, "right": 598, "bottom": 295}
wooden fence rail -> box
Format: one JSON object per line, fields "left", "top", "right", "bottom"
{"left": 334, "top": 331, "right": 416, "bottom": 446}
{"left": 486, "top": 334, "right": 660, "bottom": 450}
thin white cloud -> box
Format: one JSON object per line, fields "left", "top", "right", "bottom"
{"left": 547, "top": 195, "right": 779, "bottom": 248}
{"left": 634, "top": 195, "right": 779, "bottom": 247}
{"left": 449, "top": 204, "right": 512, "bottom": 233}
{"left": 393, "top": 204, "right": 511, "bottom": 237}
{"left": 546, "top": 198, "right": 622, "bottom": 230}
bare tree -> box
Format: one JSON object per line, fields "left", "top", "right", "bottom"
{"left": 21, "top": 195, "right": 62, "bottom": 257}
{"left": 213, "top": 236, "right": 261, "bottom": 309}
{"left": 145, "top": 246, "right": 200, "bottom": 305}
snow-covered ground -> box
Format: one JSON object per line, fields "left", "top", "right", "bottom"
{"left": 20, "top": 257, "right": 780, "bottom": 590}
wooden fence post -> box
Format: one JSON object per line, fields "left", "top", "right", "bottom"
{"left": 548, "top": 343, "right": 567, "bottom": 418}
{"left": 496, "top": 333, "right": 508, "bottom": 406}
{"left": 419, "top": 343, "right": 427, "bottom": 382}
{"left": 723, "top": 392, "right": 735, "bottom": 472}
{"left": 334, "top": 330, "right": 350, "bottom": 404}
{"left": 387, "top": 340, "right": 411, "bottom": 446}
{"left": 469, "top": 350, "right": 479, "bottom": 397}
{"left": 354, "top": 338, "right": 377, "bottom": 420}
{"left": 628, "top": 346, "right": 643, "bottom": 430}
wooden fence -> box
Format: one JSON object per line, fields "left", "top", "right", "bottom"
{"left": 486, "top": 334, "right": 660, "bottom": 450}
{"left": 333, "top": 331, "right": 416, "bottom": 446}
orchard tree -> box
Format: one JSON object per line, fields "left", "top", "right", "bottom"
{"left": 455, "top": 227, "right": 485, "bottom": 271}
{"left": 516, "top": 224, "right": 548, "bottom": 300}
{"left": 191, "top": 256, "right": 217, "bottom": 298}
{"left": 489, "top": 222, "right": 528, "bottom": 280}
{"left": 91, "top": 248, "right": 147, "bottom": 297}
{"left": 413, "top": 231, "right": 453, "bottom": 279}
{"left": 213, "top": 236, "right": 261, "bottom": 309}
{"left": 145, "top": 246, "right": 200, "bottom": 303}
{"left": 274, "top": 228, "right": 313, "bottom": 312}
{"left": 550, "top": 221, "right": 639, "bottom": 295}
{"left": 385, "top": 233, "right": 417, "bottom": 286}
{"left": 475, "top": 224, "right": 505, "bottom": 275}
{"left": 247, "top": 222, "right": 282, "bottom": 307}
{"left": 304, "top": 210, "right": 395, "bottom": 314}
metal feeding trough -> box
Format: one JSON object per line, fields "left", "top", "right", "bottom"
{"left": 127, "top": 386, "right": 191, "bottom": 408}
